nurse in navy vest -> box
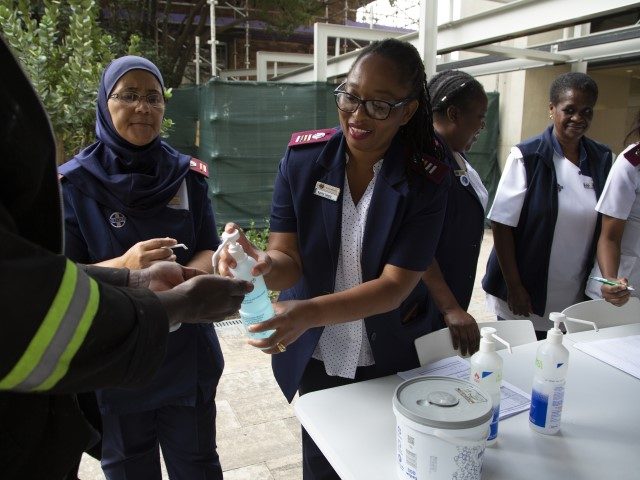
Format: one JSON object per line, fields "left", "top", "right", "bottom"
{"left": 482, "top": 72, "right": 613, "bottom": 339}
{"left": 419, "top": 70, "right": 490, "bottom": 356}
{"left": 59, "top": 56, "right": 225, "bottom": 480}
{"left": 217, "top": 39, "right": 448, "bottom": 480}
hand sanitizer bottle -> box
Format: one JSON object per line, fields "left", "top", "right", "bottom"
{"left": 529, "top": 312, "right": 570, "bottom": 435}
{"left": 212, "top": 230, "right": 275, "bottom": 340}
{"left": 470, "top": 327, "right": 511, "bottom": 445}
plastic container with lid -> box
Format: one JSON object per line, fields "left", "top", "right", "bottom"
{"left": 392, "top": 376, "right": 493, "bottom": 480}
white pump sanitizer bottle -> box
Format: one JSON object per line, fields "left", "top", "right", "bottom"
{"left": 470, "top": 327, "right": 511, "bottom": 445}
{"left": 529, "top": 312, "right": 598, "bottom": 434}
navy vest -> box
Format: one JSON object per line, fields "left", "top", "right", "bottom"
{"left": 482, "top": 126, "right": 612, "bottom": 316}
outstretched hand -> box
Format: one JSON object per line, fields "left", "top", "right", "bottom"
{"left": 156, "top": 274, "right": 253, "bottom": 326}
{"left": 129, "top": 261, "right": 206, "bottom": 291}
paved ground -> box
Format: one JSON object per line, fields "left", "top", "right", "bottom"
{"left": 79, "top": 229, "right": 496, "bottom": 479}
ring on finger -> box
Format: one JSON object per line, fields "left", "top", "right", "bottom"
{"left": 276, "top": 342, "right": 286, "bottom": 353}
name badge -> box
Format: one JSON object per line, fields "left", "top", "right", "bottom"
{"left": 314, "top": 181, "right": 340, "bottom": 201}
{"left": 583, "top": 181, "right": 594, "bottom": 189}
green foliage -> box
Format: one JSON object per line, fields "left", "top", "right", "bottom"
{"left": 248, "top": 0, "right": 325, "bottom": 35}
{"left": 0, "top": 0, "right": 114, "bottom": 161}
{"left": 244, "top": 219, "right": 270, "bottom": 252}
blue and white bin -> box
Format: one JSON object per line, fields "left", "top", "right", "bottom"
{"left": 393, "top": 376, "right": 493, "bottom": 480}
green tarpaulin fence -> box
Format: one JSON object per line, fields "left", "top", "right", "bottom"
{"left": 166, "top": 81, "right": 500, "bottom": 229}
{"left": 466, "top": 91, "right": 501, "bottom": 225}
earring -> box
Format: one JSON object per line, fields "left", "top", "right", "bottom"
{"left": 549, "top": 114, "right": 553, "bottom": 119}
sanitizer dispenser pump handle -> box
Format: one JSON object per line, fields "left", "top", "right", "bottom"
{"left": 480, "top": 327, "right": 512, "bottom": 354}
{"left": 212, "top": 229, "right": 241, "bottom": 274}
{"left": 548, "top": 312, "right": 599, "bottom": 333}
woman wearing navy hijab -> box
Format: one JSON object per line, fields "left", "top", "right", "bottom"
{"left": 59, "top": 56, "right": 224, "bottom": 479}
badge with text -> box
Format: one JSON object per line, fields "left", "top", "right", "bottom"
{"left": 314, "top": 181, "right": 340, "bottom": 201}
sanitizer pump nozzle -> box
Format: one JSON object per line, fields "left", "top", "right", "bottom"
{"left": 470, "top": 327, "right": 511, "bottom": 445}
{"left": 211, "top": 229, "right": 275, "bottom": 340}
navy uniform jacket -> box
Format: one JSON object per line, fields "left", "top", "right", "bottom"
{"left": 270, "top": 128, "right": 449, "bottom": 402}
{"left": 424, "top": 135, "right": 486, "bottom": 330}
{"left": 60, "top": 163, "right": 223, "bottom": 414}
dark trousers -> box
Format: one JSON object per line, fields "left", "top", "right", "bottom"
{"left": 298, "top": 358, "right": 380, "bottom": 480}
{"left": 101, "top": 388, "right": 221, "bottom": 480}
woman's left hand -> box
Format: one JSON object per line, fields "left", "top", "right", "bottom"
{"left": 443, "top": 309, "right": 480, "bottom": 356}
{"left": 246, "top": 300, "right": 315, "bottom": 354}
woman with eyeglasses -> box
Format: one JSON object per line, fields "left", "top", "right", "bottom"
{"left": 483, "top": 72, "right": 612, "bottom": 339}
{"left": 59, "top": 56, "right": 226, "bottom": 479}
{"left": 418, "top": 70, "right": 489, "bottom": 357}
{"left": 216, "top": 38, "right": 448, "bottom": 479}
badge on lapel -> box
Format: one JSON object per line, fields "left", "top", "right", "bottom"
{"left": 314, "top": 181, "right": 340, "bottom": 201}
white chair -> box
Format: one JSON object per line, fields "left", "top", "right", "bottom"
{"left": 414, "top": 320, "right": 536, "bottom": 366}
{"left": 561, "top": 297, "right": 640, "bottom": 333}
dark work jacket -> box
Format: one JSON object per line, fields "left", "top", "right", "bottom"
{"left": 424, "top": 134, "right": 486, "bottom": 330}
{"left": 270, "top": 129, "right": 449, "bottom": 402}
{"left": 0, "top": 36, "right": 169, "bottom": 479}
{"left": 482, "top": 126, "right": 612, "bottom": 316}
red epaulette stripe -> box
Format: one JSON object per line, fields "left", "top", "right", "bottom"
{"left": 189, "top": 158, "right": 209, "bottom": 178}
{"left": 624, "top": 146, "right": 640, "bottom": 167}
{"left": 288, "top": 128, "right": 337, "bottom": 147}
{"left": 421, "top": 155, "right": 449, "bottom": 184}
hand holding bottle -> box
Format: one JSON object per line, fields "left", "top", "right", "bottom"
{"left": 215, "top": 223, "right": 272, "bottom": 278}
{"left": 246, "top": 299, "right": 317, "bottom": 354}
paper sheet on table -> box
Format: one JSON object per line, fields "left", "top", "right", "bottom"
{"left": 397, "top": 356, "right": 531, "bottom": 420}
{"left": 574, "top": 334, "right": 640, "bottom": 380}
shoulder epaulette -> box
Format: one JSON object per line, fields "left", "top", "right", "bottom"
{"left": 288, "top": 128, "right": 337, "bottom": 147}
{"left": 623, "top": 145, "right": 640, "bottom": 167}
{"left": 421, "top": 155, "right": 449, "bottom": 184}
{"left": 189, "top": 158, "right": 209, "bottom": 177}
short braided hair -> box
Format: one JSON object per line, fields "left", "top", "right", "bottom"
{"left": 549, "top": 72, "right": 598, "bottom": 104}
{"left": 427, "top": 69, "right": 486, "bottom": 113}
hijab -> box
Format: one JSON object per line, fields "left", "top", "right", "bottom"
{"left": 59, "top": 56, "right": 191, "bottom": 217}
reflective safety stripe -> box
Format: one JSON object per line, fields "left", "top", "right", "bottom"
{"left": 0, "top": 260, "right": 100, "bottom": 391}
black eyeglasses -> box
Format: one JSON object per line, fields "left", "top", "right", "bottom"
{"left": 108, "top": 91, "right": 165, "bottom": 109}
{"left": 333, "top": 83, "right": 413, "bottom": 120}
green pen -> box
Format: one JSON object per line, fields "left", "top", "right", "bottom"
{"left": 589, "top": 276, "right": 635, "bottom": 291}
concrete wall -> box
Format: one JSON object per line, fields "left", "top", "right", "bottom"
{"left": 589, "top": 70, "right": 632, "bottom": 155}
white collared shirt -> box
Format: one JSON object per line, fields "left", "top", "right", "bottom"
{"left": 312, "top": 159, "right": 382, "bottom": 378}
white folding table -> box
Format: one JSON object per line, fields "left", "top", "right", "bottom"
{"left": 294, "top": 324, "right": 640, "bottom": 480}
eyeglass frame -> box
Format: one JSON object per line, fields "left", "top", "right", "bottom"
{"left": 108, "top": 91, "right": 166, "bottom": 109}
{"left": 333, "top": 82, "right": 414, "bottom": 120}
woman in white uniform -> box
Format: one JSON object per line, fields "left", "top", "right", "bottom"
{"left": 482, "top": 72, "right": 613, "bottom": 338}
{"left": 585, "top": 116, "right": 640, "bottom": 306}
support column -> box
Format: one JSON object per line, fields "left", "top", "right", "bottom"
{"left": 419, "top": 0, "right": 438, "bottom": 79}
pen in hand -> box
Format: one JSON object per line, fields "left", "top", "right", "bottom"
{"left": 589, "top": 276, "right": 635, "bottom": 291}
{"left": 167, "top": 243, "right": 188, "bottom": 250}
